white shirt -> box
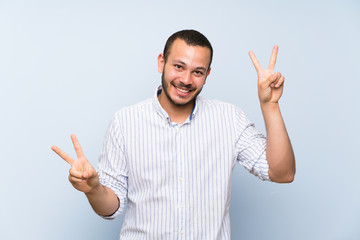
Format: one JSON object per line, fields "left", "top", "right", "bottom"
{"left": 98, "top": 86, "right": 270, "bottom": 240}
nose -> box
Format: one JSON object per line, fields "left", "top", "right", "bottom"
{"left": 180, "top": 71, "right": 192, "bottom": 86}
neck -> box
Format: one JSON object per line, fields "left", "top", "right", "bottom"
{"left": 158, "top": 91, "right": 194, "bottom": 124}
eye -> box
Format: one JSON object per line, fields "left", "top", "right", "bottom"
{"left": 194, "top": 70, "right": 204, "bottom": 76}
{"left": 174, "top": 64, "right": 182, "bottom": 69}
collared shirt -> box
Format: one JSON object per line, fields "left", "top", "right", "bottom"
{"left": 98, "top": 86, "right": 270, "bottom": 240}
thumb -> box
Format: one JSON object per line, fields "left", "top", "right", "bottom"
{"left": 264, "top": 72, "right": 280, "bottom": 86}
{"left": 83, "top": 171, "right": 89, "bottom": 178}
{"left": 82, "top": 167, "right": 97, "bottom": 179}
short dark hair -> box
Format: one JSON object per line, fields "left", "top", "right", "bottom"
{"left": 163, "top": 29, "right": 213, "bottom": 68}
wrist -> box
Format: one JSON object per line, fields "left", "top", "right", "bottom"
{"left": 260, "top": 102, "right": 279, "bottom": 111}
{"left": 85, "top": 180, "right": 102, "bottom": 196}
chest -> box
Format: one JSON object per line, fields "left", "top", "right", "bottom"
{"left": 123, "top": 117, "right": 237, "bottom": 191}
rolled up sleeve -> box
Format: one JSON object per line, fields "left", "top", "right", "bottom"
{"left": 98, "top": 113, "right": 129, "bottom": 219}
{"left": 234, "top": 108, "right": 270, "bottom": 181}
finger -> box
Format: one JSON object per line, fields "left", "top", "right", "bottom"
{"left": 83, "top": 168, "right": 97, "bottom": 179}
{"left": 69, "top": 168, "right": 83, "bottom": 178}
{"left": 70, "top": 134, "right": 85, "bottom": 158}
{"left": 265, "top": 72, "right": 281, "bottom": 86}
{"left": 51, "top": 145, "right": 74, "bottom": 165}
{"left": 249, "top": 51, "right": 263, "bottom": 72}
{"left": 268, "top": 45, "right": 278, "bottom": 71}
{"left": 275, "top": 75, "right": 285, "bottom": 88}
{"left": 69, "top": 174, "right": 83, "bottom": 183}
{"left": 70, "top": 167, "right": 96, "bottom": 180}
{"left": 83, "top": 171, "right": 90, "bottom": 179}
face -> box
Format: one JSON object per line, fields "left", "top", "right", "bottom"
{"left": 158, "top": 39, "right": 211, "bottom": 107}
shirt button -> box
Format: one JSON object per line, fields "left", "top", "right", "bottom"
{"left": 178, "top": 177, "right": 183, "bottom": 182}
{"left": 180, "top": 230, "right": 184, "bottom": 235}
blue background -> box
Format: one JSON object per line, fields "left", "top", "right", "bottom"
{"left": 1, "top": 0, "right": 359, "bottom": 239}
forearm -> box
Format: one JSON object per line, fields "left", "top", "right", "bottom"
{"left": 85, "top": 183, "right": 120, "bottom": 217}
{"left": 261, "top": 102, "right": 295, "bottom": 183}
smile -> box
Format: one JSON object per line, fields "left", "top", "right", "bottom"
{"left": 175, "top": 87, "right": 191, "bottom": 93}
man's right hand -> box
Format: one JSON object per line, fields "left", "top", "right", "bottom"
{"left": 52, "top": 134, "right": 100, "bottom": 194}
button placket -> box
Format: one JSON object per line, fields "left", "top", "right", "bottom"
{"left": 177, "top": 125, "right": 185, "bottom": 239}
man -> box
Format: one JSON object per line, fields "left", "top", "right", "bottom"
{"left": 52, "top": 29, "right": 295, "bottom": 239}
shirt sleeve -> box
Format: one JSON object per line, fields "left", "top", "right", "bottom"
{"left": 234, "top": 108, "right": 270, "bottom": 181}
{"left": 97, "top": 112, "right": 129, "bottom": 219}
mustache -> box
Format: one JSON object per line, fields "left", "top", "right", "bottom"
{"left": 173, "top": 82, "right": 195, "bottom": 90}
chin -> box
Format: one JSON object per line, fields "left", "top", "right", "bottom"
{"left": 168, "top": 94, "right": 194, "bottom": 106}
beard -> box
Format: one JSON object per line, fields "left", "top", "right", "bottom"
{"left": 161, "top": 71, "right": 203, "bottom": 107}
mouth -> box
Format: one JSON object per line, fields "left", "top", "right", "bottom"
{"left": 173, "top": 85, "right": 195, "bottom": 97}
{"left": 175, "top": 87, "right": 191, "bottom": 93}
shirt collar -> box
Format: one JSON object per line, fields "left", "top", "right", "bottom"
{"left": 152, "top": 85, "right": 200, "bottom": 123}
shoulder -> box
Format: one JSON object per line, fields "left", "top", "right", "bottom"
{"left": 115, "top": 98, "right": 152, "bottom": 115}
{"left": 109, "top": 97, "right": 153, "bottom": 124}
{"left": 196, "top": 96, "right": 250, "bottom": 125}
{"left": 197, "top": 96, "right": 244, "bottom": 114}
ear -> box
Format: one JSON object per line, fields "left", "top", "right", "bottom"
{"left": 157, "top": 53, "right": 165, "bottom": 73}
{"left": 203, "top": 67, "right": 211, "bottom": 85}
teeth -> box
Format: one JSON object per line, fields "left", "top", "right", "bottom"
{"left": 176, "top": 87, "right": 190, "bottom": 93}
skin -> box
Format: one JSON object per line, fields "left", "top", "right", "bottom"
{"left": 51, "top": 135, "right": 119, "bottom": 216}
{"left": 51, "top": 41, "right": 295, "bottom": 218}
{"left": 157, "top": 39, "right": 211, "bottom": 124}
{"left": 249, "top": 45, "right": 296, "bottom": 182}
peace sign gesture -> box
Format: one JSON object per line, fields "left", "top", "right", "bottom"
{"left": 51, "top": 134, "right": 99, "bottom": 194}
{"left": 249, "top": 45, "right": 285, "bottom": 104}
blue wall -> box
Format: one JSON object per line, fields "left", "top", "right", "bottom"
{"left": 1, "top": 0, "right": 359, "bottom": 239}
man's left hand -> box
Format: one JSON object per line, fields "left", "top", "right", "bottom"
{"left": 249, "top": 45, "right": 285, "bottom": 104}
